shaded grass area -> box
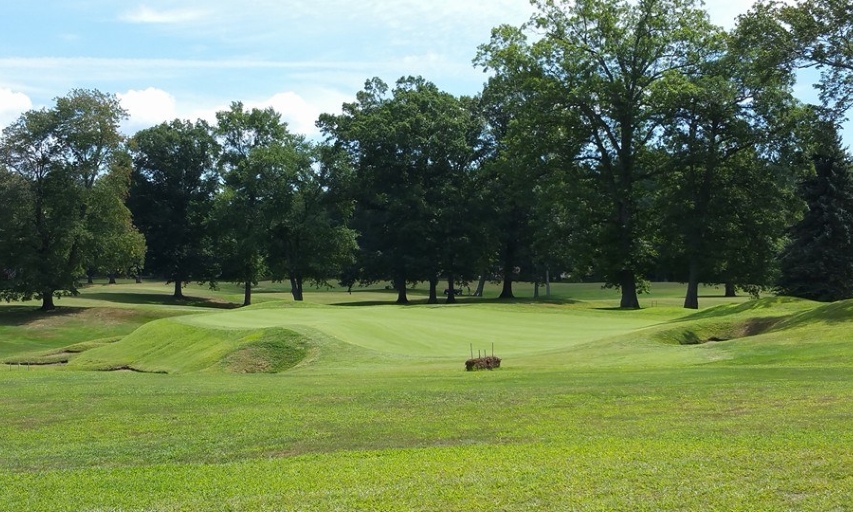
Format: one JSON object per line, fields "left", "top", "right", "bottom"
{"left": 0, "top": 306, "right": 173, "bottom": 359}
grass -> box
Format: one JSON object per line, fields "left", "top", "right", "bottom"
{"left": 1, "top": 280, "right": 852, "bottom": 510}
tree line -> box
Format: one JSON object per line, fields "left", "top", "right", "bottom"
{"left": 2, "top": 0, "right": 852, "bottom": 311}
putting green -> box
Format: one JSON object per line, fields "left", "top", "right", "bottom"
{"left": 175, "top": 303, "right": 668, "bottom": 358}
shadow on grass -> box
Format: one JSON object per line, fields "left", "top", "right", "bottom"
{"left": 0, "top": 306, "right": 85, "bottom": 326}
{"left": 674, "top": 297, "right": 806, "bottom": 322}
{"left": 329, "top": 296, "right": 581, "bottom": 307}
{"left": 80, "top": 292, "right": 239, "bottom": 309}
{"left": 776, "top": 299, "right": 853, "bottom": 329}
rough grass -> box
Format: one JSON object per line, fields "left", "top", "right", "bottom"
{"left": 1, "top": 283, "right": 852, "bottom": 510}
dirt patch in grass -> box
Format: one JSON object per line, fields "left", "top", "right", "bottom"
{"left": 101, "top": 365, "right": 167, "bottom": 374}
{"left": 674, "top": 316, "right": 786, "bottom": 346}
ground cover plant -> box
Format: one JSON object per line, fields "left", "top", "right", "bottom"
{"left": 1, "top": 281, "right": 852, "bottom": 511}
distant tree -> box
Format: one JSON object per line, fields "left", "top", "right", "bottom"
{"left": 264, "top": 140, "right": 358, "bottom": 302}
{"left": 475, "top": 67, "right": 541, "bottom": 300}
{"left": 0, "top": 90, "right": 130, "bottom": 310}
{"left": 777, "top": 121, "right": 853, "bottom": 301}
{"left": 319, "top": 77, "right": 482, "bottom": 304}
{"left": 654, "top": 20, "right": 804, "bottom": 309}
{"left": 213, "top": 103, "right": 296, "bottom": 306}
{"left": 128, "top": 119, "right": 220, "bottom": 299}
{"left": 85, "top": 150, "right": 147, "bottom": 284}
{"left": 0, "top": 167, "right": 30, "bottom": 294}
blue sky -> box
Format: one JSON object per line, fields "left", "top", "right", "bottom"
{"left": 1, "top": 0, "right": 846, "bottom": 141}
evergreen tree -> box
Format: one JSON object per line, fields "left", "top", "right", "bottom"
{"left": 777, "top": 123, "right": 853, "bottom": 301}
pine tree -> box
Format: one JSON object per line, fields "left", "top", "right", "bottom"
{"left": 777, "top": 125, "right": 853, "bottom": 301}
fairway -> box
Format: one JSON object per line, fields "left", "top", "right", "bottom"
{"left": 176, "top": 302, "right": 667, "bottom": 358}
{"left": 2, "top": 282, "right": 852, "bottom": 511}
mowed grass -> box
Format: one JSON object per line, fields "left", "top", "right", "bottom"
{"left": 1, "top": 281, "right": 852, "bottom": 510}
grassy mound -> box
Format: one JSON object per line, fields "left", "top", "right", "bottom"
{"left": 69, "top": 319, "right": 312, "bottom": 374}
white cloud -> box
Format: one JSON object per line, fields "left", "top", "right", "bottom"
{"left": 0, "top": 88, "right": 32, "bottom": 129}
{"left": 261, "top": 92, "right": 321, "bottom": 135}
{"left": 114, "top": 87, "right": 350, "bottom": 137}
{"left": 117, "top": 87, "right": 177, "bottom": 131}
{"left": 121, "top": 5, "right": 209, "bottom": 24}
{"left": 246, "top": 89, "right": 350, "bottom": 137}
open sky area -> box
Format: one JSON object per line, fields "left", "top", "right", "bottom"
{"left": 1, "top": 0, "right": 849, "bottom": 142}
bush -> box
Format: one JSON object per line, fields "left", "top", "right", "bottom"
{"left": 465, "top": 356, "right": 501, "bottom": 371}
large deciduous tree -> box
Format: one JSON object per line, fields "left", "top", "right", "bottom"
{"left": 480, "top": 0, "right": 720, "bottom": 308}
{"left": 128, "top": 119, "right": 220, "bottom": 299}
{"left": 214, "top": 103, "right": 292, "bottom": 306}
{"left": 264, "top": 142, "right": 358, "bottom": 302}
{"left": 0, "top": 90, "right": 131, "bottom": 310}
{"left": 319, "top": 77, "right": 483, "bottom": 304}
{"left": 654, "top": 21, "right": 804, "bottom": 308}
{"left": 84, "top": 150, "right": 147, "bottom": 284}
{"left": 214, "top": 102, "right": 356, "bottom": 304}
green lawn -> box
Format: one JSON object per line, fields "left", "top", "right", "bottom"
{"left": 1, "top": 281, "right": 851, "bottom": 511}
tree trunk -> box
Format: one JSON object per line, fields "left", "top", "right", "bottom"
{"left": 108, "top": 273, "right": 116, "bottom": 285}
{"left": 290, "top": 276, "right": 304, "bottom": 301}
{"left": 243, "top": 280, "right": 252, "bottom": 307}
{"left": 474, "top": 273, "right": 487, "bottom": 297}
{"left": 135, "top": 274, "right": 142, "bottom": 284}
{"left": 533, "top": 280, "right": 540, "bottom": 299}
{"left": 87, "top": 274, "right": 94, "bottom": 285}
{"left": 173, "top": 279, "right": 184, "bottom": 299}
{"left": 499, "top": 267, "right": 515, "bottom": 299}
{"left": 545, "top": 267, "right": 551, "bottom": 297}
{"left": 499, "top": 276, "right": 514, "bottom": 299}
{"left": 41, "top": 291, "right": 55, "bottom": 311}
{"left": 725, "top": 282, "right": 737, "bottom": 297}
{"left": 395, "top": 282, "right": 408, "bottom": 305}
{"left": 427, "top": 276, "right": 438, "bottom": 304}
{"left": 683, "top": 259, "right": 700, "bottom": 310}
{"left": 445, "top": 275, "right": 456, "bottom": 304}
{"left": 619, "top": 270, "right": 640, "bottom": 309}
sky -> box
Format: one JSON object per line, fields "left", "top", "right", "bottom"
{"left": 0, "top": 0, "right": 845, "bottom": 141}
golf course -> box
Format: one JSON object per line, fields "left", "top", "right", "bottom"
{"left": 1, "top": 281, "right": 852, "bottom": 511}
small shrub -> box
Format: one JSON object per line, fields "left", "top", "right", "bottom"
{"left": 465, "top": 356, "right": 501, "bottom": 371}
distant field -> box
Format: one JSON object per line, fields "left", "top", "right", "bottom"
{"left": 1, "top": 281, "right": 851, "bottom": 511}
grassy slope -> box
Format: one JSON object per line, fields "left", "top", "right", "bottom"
{"left": 1, "top": 282, "right": 852, "bottom": 510}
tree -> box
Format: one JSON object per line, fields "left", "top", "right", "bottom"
{"left": 128, "top": 119, "right": 220, "bottom": 299}
{"left": 777, "top": 121, "right": 853, "bottom": 301}
{"left": 480, "top": 0, "right": 720, "bottom": 308}
{"left": 0, "top": 90, "right": 130, "bottom": 310}
{"left": 475, "top": 53, "right": 550, "bottom": 300}
{"left": 0, "top": 167, "right": 31, "bottom": 295}
{"left": 319, "top": 77, "right": 483, "bottom": 304}
{"left": 214, "top": 103, "right": 292, "bottom": 306}
{"left": 250, "top": 136, "right": 354, "bottom": 302}
{"left": 777, "top": 0, "right": 853, "bottom": 116}
{"left": 653, "top": 22, "right": 803, "bottom": 308}
{"left": 84, "top": 150, "right": 147, "bottom": 284}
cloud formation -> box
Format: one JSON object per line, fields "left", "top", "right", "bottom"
{"left": 117, "top": 87, "right": 177, "bottom": 131}
{"left": 120, "top": 5, "right": 209, "bottom": 24}
{"left": 0, "top": 88, "right": 32, "bottom": 128}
